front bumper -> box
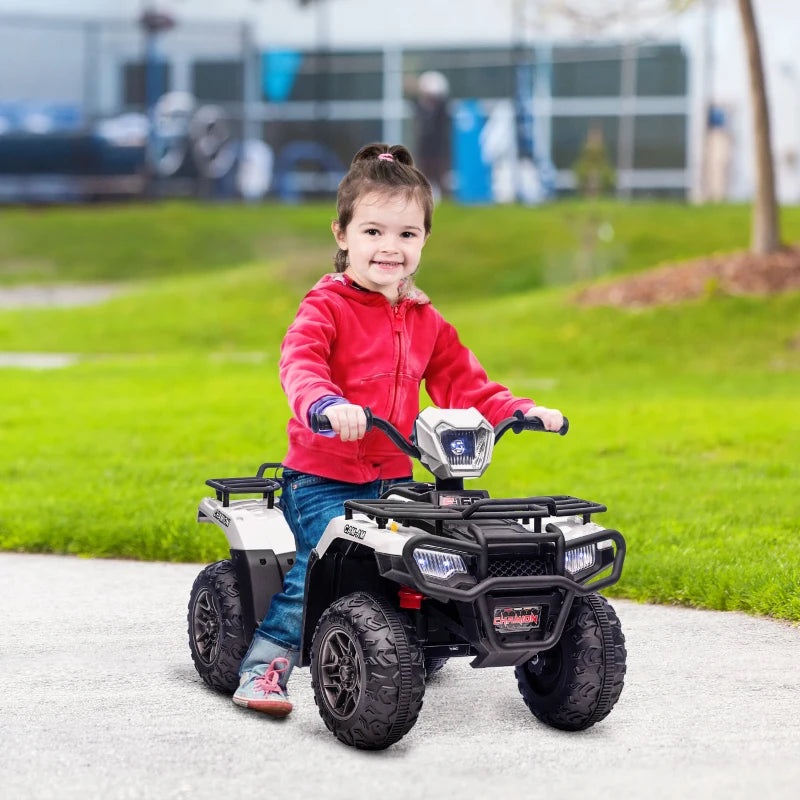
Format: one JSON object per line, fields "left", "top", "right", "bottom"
{"left": 378, "top": 527, "right": 626, "bottom": 667}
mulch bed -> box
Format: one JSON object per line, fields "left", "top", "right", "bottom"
{"left": 574, "top": 245, "right": 800, "bottom": 308}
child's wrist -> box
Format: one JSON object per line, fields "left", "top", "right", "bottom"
{"left": 307, "top": 395, "right": 349, "bottom": 435}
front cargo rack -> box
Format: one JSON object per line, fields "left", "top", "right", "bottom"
{"left": 550, "top": 495, "right": 607, "bottom": 522}
{"left": 345, "top": 494, "right": 606, "bottom": 534}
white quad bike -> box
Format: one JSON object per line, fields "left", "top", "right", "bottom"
{"left": 188, "top": 407, "right": 627, "bottom": 750}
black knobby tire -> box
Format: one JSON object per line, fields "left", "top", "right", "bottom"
{"left": 310, "top": 591, "right": 425, "bottom": 750}
{"left": 515, "top": 594, "right": 626, "bottom": 731}
{"left": 187, "top": 560, "right": 251, "bottom": 694}
{"left": 424, "top": 656, "right": 449, "bottom": 680}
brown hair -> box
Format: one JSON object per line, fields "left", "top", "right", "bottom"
{"left": 333, "top": 143, "right": 434, "bottom": 277}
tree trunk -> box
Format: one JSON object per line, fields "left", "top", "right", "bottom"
{"left": 737, "top": 0, "right": 781, "bottom": 253}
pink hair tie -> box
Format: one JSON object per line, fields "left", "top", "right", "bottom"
{"left": 378, "top": 153, "right": 395, "bottom": 162}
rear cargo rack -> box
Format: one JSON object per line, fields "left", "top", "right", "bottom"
{"left": 345, "top": 494, "right": 605, "bottom": 534}
{"left": 206, "top": 476, "right": 282, "bottom": 508}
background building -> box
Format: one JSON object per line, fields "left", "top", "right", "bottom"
{"left": 0, "top": 0, "right": 797, "bottom": 204}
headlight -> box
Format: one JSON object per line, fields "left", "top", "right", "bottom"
{"left": 439, "top": 426, "right": 492, "bottom": 471}
{"left": 565, "top": 544, "right": 596, "bottom": 575}
{"left": 413, "top": 548, "right": 468, "bottom": 580}
{"left": 413, "top": 408, "right": 495, "bottom": 479}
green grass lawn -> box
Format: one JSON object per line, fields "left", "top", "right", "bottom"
{"left": 4, "top": 199, "right": 800, "bottom": 297}
{"left": 1, "top": 201, "right": 798, "bottom": 621}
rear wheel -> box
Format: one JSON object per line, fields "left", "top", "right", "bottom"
{"left": 188, "top": 560, "right": 251, "bottom": 694}
{"left": 311, "top": 591, "right": 425, "bottom": 750}
{"left": 515, "top": 594, "right": 626, "bottom": 731}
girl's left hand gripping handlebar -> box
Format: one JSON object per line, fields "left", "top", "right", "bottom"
{"left": 493, "top": 409, "right": 570, "bottom": 442}
{"left": 310, "top": 406, "right": 374, "bottom": 434}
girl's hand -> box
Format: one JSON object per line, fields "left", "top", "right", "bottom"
{"left": 525, "top": 406, "right": 564, "bottom": 433}
{"left": 324, "top": 404, "right": 369, "bottom": 442}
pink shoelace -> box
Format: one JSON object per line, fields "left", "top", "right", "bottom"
{"left": 253, "top": 657, "right": 289, "bottom": 696}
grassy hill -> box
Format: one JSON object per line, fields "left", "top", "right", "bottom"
{"left": 1, "top": 201, "right": 798, "bottom": 620}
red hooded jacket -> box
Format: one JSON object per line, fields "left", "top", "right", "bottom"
{"left": 279, "top": 273, "right": 534, "bottom": 482}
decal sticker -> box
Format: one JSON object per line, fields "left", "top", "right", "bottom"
{"left": 214, "top": 509, "right": 231, "bottom": 528}
{"left": 493, "top": 605, "right": 542, "bottom": 633}
{"left": 343, "top": 523, "right": 367, "bottom": 540}
{"left": 449, "top": 439, "right": 466, "bottom": 456}
{"left": 440, "top": 495, "right": 478, "bottom": 507}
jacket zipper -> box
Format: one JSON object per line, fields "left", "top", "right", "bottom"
{"left": 358, "top": 300, "right": 407, "bottom": 465}
{"left": 388, "top": 302, "right": 406, "bottom": 425}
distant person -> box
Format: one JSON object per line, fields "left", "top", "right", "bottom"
{"left": 704, "top": 105, "right": 733, "bottom": 202}
{"left": 573, "top": 125, "right": 616, "bottom": 198}
{"left": 413, "top": 71, "right": 452, "bottom": 199}
{"left": 232, "top": 142, "right": 564, "bottom": 716}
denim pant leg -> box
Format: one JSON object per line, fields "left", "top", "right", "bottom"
{"left": 253, "top": 471, "right": 395, "bottom": 650}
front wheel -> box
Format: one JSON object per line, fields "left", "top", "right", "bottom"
{"left": 515, "top": 594, "right": 626, "bottom": 731}
{"left": 188, "top": 560, "right": 251, "bottom": 694}
{"left": 311, "top": 591, "right": 425, "bottom": 750}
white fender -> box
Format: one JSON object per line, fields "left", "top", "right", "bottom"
{"left": 314, "top": 513, "right": 420, "bottom": 559}
{"left": 197, "top": 496, "right": 295, "bottom": 554}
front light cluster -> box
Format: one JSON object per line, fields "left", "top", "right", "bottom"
{"left": 565, "top": 544, "right": 596, "bottom": 575}
{"left": 413, "top": 548, "right": 468, "bottom": 581}
{"left": 413, "top": 408, "right": 495, "bottom": 479}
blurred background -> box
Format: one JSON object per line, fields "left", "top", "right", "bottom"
{"left": 1, "top": 0, "right": 799, "bottom": 617}
{"left": 1, "top": 0, "right": 798, "bottom": 207}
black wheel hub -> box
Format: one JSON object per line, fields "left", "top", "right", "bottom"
{"left": 319, "top": 628, "right": 363, "bottom": 721}
{"left": 526, "top": 647, "right": 563, "bottom": 694}
{"left": 192, "top": 588, "right": 221, "bottom": 667}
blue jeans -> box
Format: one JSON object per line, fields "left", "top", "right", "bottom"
{"left": 253, "top": 469, "right": 410, "bottom": 651}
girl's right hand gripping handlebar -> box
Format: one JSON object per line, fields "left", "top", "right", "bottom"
{"left": 312, "top": 406, "right": 421, "bottom": 458}
{"left": 310, "top": 406, "right": 374, "bottom": 434}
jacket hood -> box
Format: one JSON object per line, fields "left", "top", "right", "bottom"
{"left": 314, "top": 273, "right": 431, "bottom": 306}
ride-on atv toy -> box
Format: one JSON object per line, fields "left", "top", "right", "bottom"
{"left": 188, "top": 407, "right": 627, "bottom": 750}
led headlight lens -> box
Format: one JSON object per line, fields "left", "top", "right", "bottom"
{"left": 565, "top": 544, "right": 596, "bottom": 575}
{"left": 413, "top": 548, "right": 468, "bottom": 580}
{"left": 438, "top": 426, "right": 492, "bottom": 472}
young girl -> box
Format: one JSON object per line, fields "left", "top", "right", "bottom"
{"left": 233, "top": 143, "right": 563, "bottom": 716}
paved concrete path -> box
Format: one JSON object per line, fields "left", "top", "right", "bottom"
{"left": 0, "top": 284, "right": 120, "bottom": 309}
{"left": 1, "top": 552, "right": 798, "bottom": 800}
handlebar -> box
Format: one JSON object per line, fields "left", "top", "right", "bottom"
{"left": 493, "top": 409, "right": 569, "bottom": 442}
{"left": 311, "top": 406, "right": 421, "bottom": 458}
{"left": 310, "top": 406, "right": 567, "bottom": 457}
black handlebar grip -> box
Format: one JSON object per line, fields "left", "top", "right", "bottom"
{"left": 519, "top": 412, "right": 570, "bottom": 436}
{"left": 310, "top": 406, "right": 374, "bottom": 434}
{"left": 310, "top": 413, "right": 332, "bottom": 433}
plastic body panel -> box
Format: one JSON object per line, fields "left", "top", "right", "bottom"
{"left": 197, "top": 496, "right": 295, "bottom": 554}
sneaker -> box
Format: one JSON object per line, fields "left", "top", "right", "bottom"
{"left": 232, "top": 657, "right": 293, "bottom": 717}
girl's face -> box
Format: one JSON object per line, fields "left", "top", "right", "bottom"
{"left": 333, "top": 191, "right": 429, "bottom": 301}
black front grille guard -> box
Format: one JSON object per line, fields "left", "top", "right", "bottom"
{"left": 379, "top": 527, "right": 626, "bottom": 665}
{"left": 345, "top": 493, "right": 624, "bottom": 664}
